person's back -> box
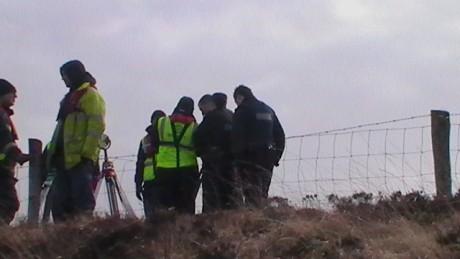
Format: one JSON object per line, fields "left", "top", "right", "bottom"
{"left": 154, "top": 97, "right": 199, "bottom": 214}
{"left": 194, "top": 109, "right": 232, "bottom": 160}
{"left": 232, "top": 85, "right": 284, "bottom": 208}
{"left": 234, "top": 97, "right": 275, "bottom": 152}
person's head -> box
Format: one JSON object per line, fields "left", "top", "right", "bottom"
{"left": 212, "top": 92, "right": 227, "bottom": 110}
{"left": 60, "top": 60, "right": 87, "bottom": 89}
{"left": 0, "top": 79, "right": 17, "bottom": 108}
{"left": 233, "top": 84, "right": 253, "bottom": 106}
{"left": 198, "top": 94, "right": 216, "bottom": 116}
{"left": 173, "top": 96, "right": 194, "bottom": 116}
{"left": 150, "top": 110, "right": 166, "bottom": 125}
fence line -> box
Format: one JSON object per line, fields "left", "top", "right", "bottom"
{"left": 13, "top": 112, "right": 460, "bottom": 221}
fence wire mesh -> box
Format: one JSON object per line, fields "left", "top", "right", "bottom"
{"left": 13, "top": 113, "right": 460, "bottom": 221}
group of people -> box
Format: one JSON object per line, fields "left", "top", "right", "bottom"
{"left": 0, "top": 59, "right": 285, "bottom": 225}
{"left": 135, "top": 85, "right": 285, "bottom": 223}
{"left": 0, "top": 60, "right": 106, "bottom": 224}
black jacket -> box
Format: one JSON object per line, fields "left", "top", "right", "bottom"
{"left": 232, "top": 96, "right": 285, "bottom": 162}
{"left": 193, "top": 109, "right": 232, "bottom": 161}
{"left": 135, "top": 125, "right": 155, "bottom": 187}
{"left": 0, "top": 107, "right": 21, "bottom": 170}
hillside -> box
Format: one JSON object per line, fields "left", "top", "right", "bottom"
{"left": 1, "top": 192, "right": 460, "bottom": 258}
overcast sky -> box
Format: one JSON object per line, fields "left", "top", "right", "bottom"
{"left": 2, "top": 0, "right": 460, "bottom": 159}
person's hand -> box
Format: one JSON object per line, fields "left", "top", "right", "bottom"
{"left": 17, "top": 154, "right": 30, "bottom": 166}
{"left": 136, "top": 185, "right": 143, "bottom": 201}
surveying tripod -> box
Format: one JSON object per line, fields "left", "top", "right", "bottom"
{"left": 93, "top": 134, "right": 137, "bottom": 218}
{"left": 40, "top": 134, "right": 137, "bottom": 221}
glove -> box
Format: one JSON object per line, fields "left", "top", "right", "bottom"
{"left": 136, "top": 184, "right": 143, "bottom": 201}
{"left": 17, "top": 154, "right": 30, "bottom": 166}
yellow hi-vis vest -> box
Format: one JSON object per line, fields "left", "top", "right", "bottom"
{"left": 49, "top": 82, "right": 106, "bottom": 169}
{"left": 156, "top": 116, "right": 197, "bottom": 169}
{"left": 141, "top": 135, "right": 155, "bottom": 181}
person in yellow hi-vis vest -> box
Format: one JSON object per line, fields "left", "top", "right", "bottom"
{"left": 135, "top": 109, "right": 166, "bottom": 223}
{"left": 153, "top": 97, "right": 199, "bottom": 215}
{"left": 48, "top": 60, "right": 105, "bottom": 222}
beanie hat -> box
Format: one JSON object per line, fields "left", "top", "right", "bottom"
{"left": 150, "top": 110, "right": 166, "bottom": 124}
{"left": 60, "top": 60, "right": 87, "bottom": 86}
{"left": 173, "top": 96, "right": 194, "bottom": 116}
{"left": 0, "top": 79, "right": 17, "bottom": 96}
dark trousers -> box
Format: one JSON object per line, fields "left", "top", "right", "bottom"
{"left": 201, "top": 160, "right": 238, "bottom": 213}
{"left": 142, "top": 181, "right": 160, "bottom": 223}
{"left": 237, "top": 148, "right": 274, "bottom": 208}
{"left": 52, "top": 162, "right": 96, "bottom": 222}
{"left": 155, "top": 166, "right": 199, "bottom": 215}
{"left": 0, "top": 171, "right": 19, "bottom": 225}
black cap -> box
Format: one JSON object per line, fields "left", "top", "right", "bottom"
{"left": 0, "top": 79, "right": 16, "bottom": 96}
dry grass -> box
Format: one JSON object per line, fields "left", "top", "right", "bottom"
{"left": 1, "top": 192, "right": 460, "bottom": 258}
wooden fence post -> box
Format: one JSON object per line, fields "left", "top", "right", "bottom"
{"left": 431, "top": 110, "right": 452, "bottom": 197}
{"left": 28, "top": 138, "right": 42, "bottom": 224}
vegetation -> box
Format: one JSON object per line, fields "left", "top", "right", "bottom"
{"left": 3, "top": 191, "right": 460, "bottom": 258}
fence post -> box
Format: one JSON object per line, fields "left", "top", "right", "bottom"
{"left": 28, "top": 138, "right": 42, "bottom": 224}
{"left": 431, "top": 110, "right": 452, "bottom": 197}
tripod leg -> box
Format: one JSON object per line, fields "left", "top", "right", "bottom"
{"left": 93, "top": 176, "right": 103, "bottom": 200}
{"left": 42, "top": 183, "right": 55, "bottom": 223}
{"left": 106, "top": 177, "right": 120, "bottom": 216}
{"left": 40, "top": 178, "right": 53, "bottom": 223}
{"left": 113, "top": 178, "right": 137, "bottom": 219}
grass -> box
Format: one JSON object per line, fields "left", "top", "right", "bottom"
{"left": 2, "top": 191, "right": 460, "bottom": 258}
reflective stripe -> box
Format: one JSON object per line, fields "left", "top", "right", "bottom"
{"left": 256, "top": 112, "right": 272, "bottom": 121}
{"left": 88, "top": 114, "right": 105, "bottom": 122}
{"left": 143, "top": 158, "right": 155, "bottom": 181}
{"left": 0, "top": 153, "right": 5, "bottom": 161}
{"left": 144, "top": 160, "right": 154, "bottom": 167}
{"left": 87, "top": 131, "right": 102, "bottom": 139}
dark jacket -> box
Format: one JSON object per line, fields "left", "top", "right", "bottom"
{"left": 193, "top": 109, "right": 232, "bottom": 161}
{"left": 232, "top": 96, "right": 285, "bottom": 162}
{"left": 0, "top": 107, "right": 22, "bottom": 171}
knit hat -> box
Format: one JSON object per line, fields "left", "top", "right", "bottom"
{"left": 150, "top": 110, "right": 166, "bottom": 124}
{"left": 0, "top": 79, "right": 17, "bottom": 96}
{"left": 173, "top": 96, "right": 194, "bottom": 116}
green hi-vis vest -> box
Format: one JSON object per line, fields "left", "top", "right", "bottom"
{"left": 141, "top": 136, "right": 155, "bottom": 181}
{"left": 156, "top": 116, "right": 197, "bottom": 169}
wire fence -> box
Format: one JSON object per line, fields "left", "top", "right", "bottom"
{"left": 13, "top": 112, "right": 460, "bottom": 221}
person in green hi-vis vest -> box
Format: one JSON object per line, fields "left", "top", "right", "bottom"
{"left": 152, "top": 97, "right": 199, "bottom": 215}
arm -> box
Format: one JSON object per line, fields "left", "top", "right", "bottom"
{"left": 231, "top": 107, "right": 249, "bottom": 160}
{"left": 272, "top": 112, "right": 285, "bottom": 165}
{"left": 135, "top": 140, "right": 145, "bottom": 186}
{"left": 192, "top": 117, "right": 210, "bottom": 157}
{"left": 80, "top": 89, "right": 106, "bottom": 162}
{"left": 0, "top": 111, "right": 22, "bottom": 165}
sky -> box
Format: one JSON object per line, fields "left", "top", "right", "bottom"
{"left": 2, "top": 1, "right": 460, "bottom": 215}
{"left": 1, "top": 1, "right": 460, "bottom": 156}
